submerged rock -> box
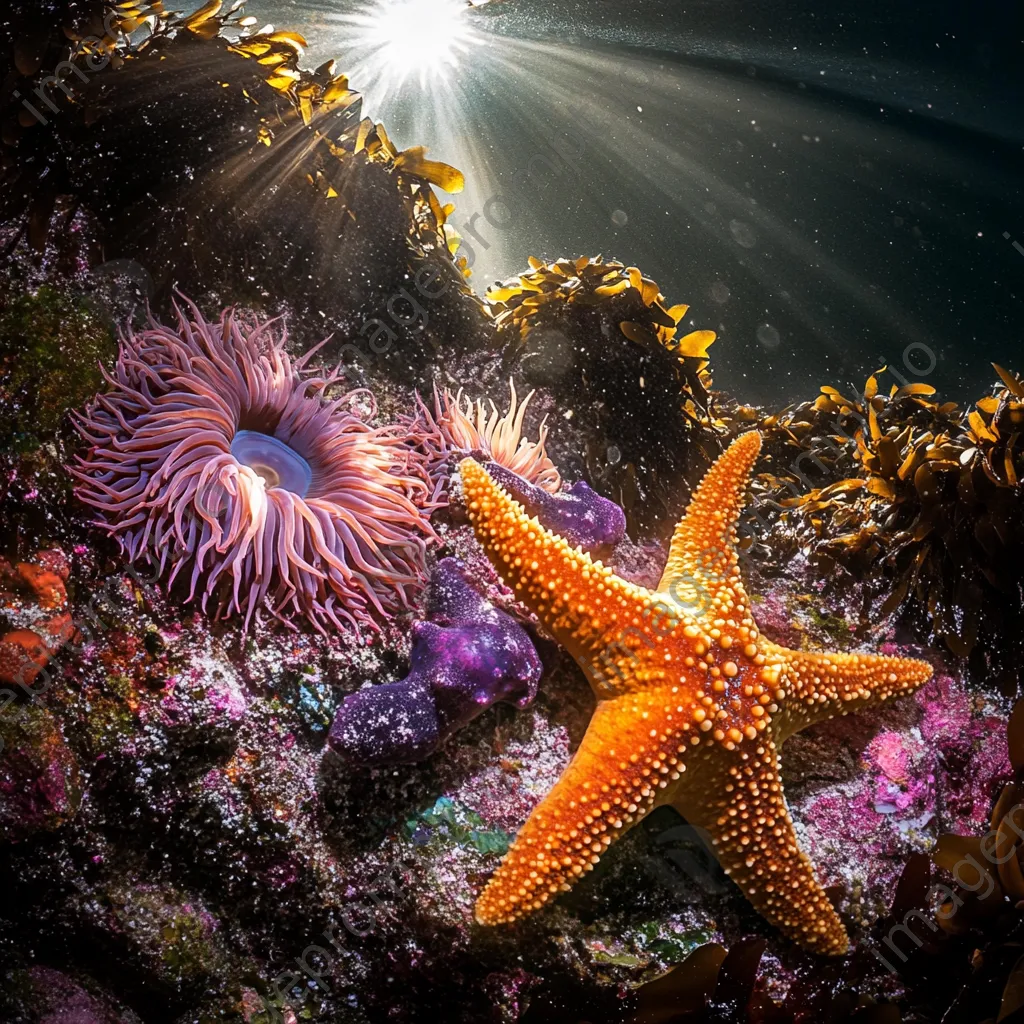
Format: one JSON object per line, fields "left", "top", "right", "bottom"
{"left": 0, "top": 288, "right": 116, "bottom": 454}
{"left": 0, "top": 966, "right": 142, "bottom": 1024}
{"left": 0, "top": 702, "right": 82, "bottom": 842}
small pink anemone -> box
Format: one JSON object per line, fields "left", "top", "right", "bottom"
{"left": 71, "top": 299, "right": 436, "bottom": 634}
{"left": 405, "top": 381, "right": 561, "bottom": 501}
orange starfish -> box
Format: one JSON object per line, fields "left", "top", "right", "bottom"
{"left": 459, "top": 432, "right": 933, "bottom": 955}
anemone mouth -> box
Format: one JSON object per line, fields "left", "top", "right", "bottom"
{"left": 230, "top": 430, "right": 313, "bottom": 496}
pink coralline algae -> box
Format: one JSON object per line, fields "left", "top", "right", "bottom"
{"left": 915, "top": 672, "right": 1010, "bottom": 828}
{"left": 481, "top": 461, "right": 626, "bottom": 551}
{"left": 5, "top": 967, "right": 139, "bottom": 1024}
{"left": 797, "top": 669, "right": 1009, "bottom": 905}
{"left": 403, "top": 382, "right": 561, "bottom": 502}
{"left": 328, "top": 558, "right": 542, "bottom": 764}
{"left": 71, "top": 300, "right": 436, "bottom": 634}
{"left": 0, "top": 703, "right": 83, "bottom": 842}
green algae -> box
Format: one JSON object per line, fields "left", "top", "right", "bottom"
{"left": 106, "top": 884, "right": 229, "bottom": 991}
{"left": 803, "top": 601, "right": 854, "bottom": 643}
{"left": 0, "top": 286, "right": 116, "bottom": 452}
{"left": 405, "top": 796, "right": 512, "bottom": 856}
{"left": 635, "top": 921, "right": 714, "bottom": 963}
{"left": 277, "top": 664, "right": 338, "bottom": 736}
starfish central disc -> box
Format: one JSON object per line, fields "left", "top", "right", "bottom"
{"left": 459, "top": 431, "right": 933, "bottom": 956}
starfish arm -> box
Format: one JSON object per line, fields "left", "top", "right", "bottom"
{"left": 460, "top": 459, "right": 653, "bottom": 677}
{"left": 764, "top": 642, "right": 934, "bottom": 741}
{"left": 674, "top": 734, "right": 850, "bottom": 956}
{"left": 656, "top": 432, "right": 761, "bottom": 619}
{"left": 475, "top": 688, "right": 688, "bottom": 925}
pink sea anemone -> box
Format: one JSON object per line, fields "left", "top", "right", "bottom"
{"left": 71, "top": 300, "right": 436, "bottom": 634}
{"left": 405, "top": 382, "right": 561, "bottom": 501}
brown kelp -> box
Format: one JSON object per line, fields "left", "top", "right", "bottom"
{"left": 753, "top": 365, "right": 1024, "bottom": 693}
{"left": 1, "top": 0, "right": 485, "bottom": 380}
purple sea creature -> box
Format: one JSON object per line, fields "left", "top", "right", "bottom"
{"left": 328, "top": 558, "right": 542, "bottom": 765}
{"left": 482, "top": 461, "right": 626, "bottom": 551}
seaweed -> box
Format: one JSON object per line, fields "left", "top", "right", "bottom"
{"left": 1, "top": 0, "right": 488, "bottom": 381}
{"left": 404, "top": 796, "right": 513, "bottom": 856}
{"left": 752, "top": 365, "right": 1024, "bottom": 694}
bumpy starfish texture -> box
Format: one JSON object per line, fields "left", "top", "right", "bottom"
{"left": 459, "top": 432, "right": 933, "bottom": 955}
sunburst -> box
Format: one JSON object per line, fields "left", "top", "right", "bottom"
{"left": 339, "top": 0, "right": 486, "bottom": 99}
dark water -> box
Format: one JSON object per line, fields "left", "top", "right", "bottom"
{"left": 244, "top": 0, "right": 1024, "bottom": 404}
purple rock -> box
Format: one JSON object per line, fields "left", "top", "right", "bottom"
{"left": 328, "top": 559, "right": 542, "bottom": 765}
{"left": 327, "top": 676, "right": 440, "bottom": 764}
{"left": 483, "top": 462, "right": 626, "bottom": 550}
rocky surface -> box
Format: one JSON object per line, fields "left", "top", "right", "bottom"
{"left": 0, "top": 505, "right": 1008, "bottom": 1022}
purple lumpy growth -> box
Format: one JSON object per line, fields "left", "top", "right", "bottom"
{"left": 327, "top": 558, "right": 542, "bottom": 765}
{"left": 483, "top": 462, "right": 626, "bottom": 551}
